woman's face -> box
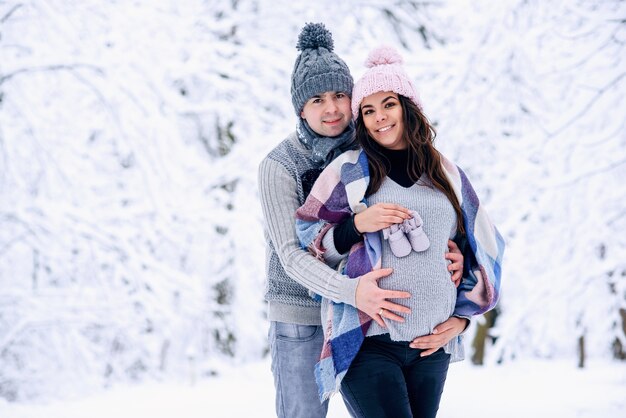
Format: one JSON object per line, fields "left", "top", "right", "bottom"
{"left": 360, "top": 91, "right": 406, "bottom": 150}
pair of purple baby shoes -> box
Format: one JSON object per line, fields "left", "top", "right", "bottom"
{"left": 382, "top": 210, "right": 430, "bottom": 257}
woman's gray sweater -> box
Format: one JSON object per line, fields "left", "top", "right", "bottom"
{"left": 322, "top": 175, "right": 465, "bottom": 360}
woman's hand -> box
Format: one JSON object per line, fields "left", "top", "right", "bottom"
{"left": 353, "top": 203, "right": 411, "bottom": 234}
{"left": 446, "top": 239, "right": 464, "bottom": 287}
{"left": 409, "top": 316, "right": 469, "bottom": 356}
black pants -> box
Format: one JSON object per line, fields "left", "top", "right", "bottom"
{"left": 340, "top": 333, "right": 451, "bottom": 418}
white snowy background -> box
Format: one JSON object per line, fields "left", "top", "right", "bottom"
{"left": 0, "top": 0, "right": 624, "bottom": 417}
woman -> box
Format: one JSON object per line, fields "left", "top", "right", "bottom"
{"left": 296, "top": 46, "right": 504, "bottom": 418}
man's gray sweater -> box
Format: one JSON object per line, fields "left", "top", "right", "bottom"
{"left": 258, "top": 133, "right": 359, "bottom": 325}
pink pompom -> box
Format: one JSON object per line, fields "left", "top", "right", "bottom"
{"left": 364, "top": 46, "right": 403, "bottom": 68}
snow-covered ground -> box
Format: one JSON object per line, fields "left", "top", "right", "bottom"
{"left": 1, "top": 357, "right": 624, "bottom": 418}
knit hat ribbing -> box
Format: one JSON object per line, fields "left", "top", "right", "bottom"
{"left": 351, "top": 46, "right": 422, "bottom": 120}
{"left": 291, "top": 23, "right": 354, "bottom": 115}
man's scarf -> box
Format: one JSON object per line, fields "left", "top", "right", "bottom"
{"left": 296, "top": 119, "right": 357, "bottom": 167}
{"left": 295, "top": 149, "right": 505, "bottom": 401}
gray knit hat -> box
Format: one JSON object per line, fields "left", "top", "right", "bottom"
{"left": 291, "top": 23, "right": 354, "bottom": 115}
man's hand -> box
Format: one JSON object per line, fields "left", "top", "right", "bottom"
{"left": 409, "top": 316, "right": 468, "bottom": 356}
{"left": 355, "top": 268, "right": 411, "bottom": 327}
{"left": 353, "top": 203, "right": 411, "bottom": 234}
{"left": 446, "top": 239, "right": 464, "bottom": 287}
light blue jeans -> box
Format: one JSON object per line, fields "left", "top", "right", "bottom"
{"left": 269, "top": 321, "right": 329, "bottom": 418}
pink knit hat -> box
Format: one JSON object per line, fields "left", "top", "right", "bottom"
{"left": 351, "top": 46, "right": 422, "bottom": 120}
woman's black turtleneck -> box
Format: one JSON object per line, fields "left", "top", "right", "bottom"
{"left": 332, "top": 147, "right": 417, "bottom": 254}
{"left": 377, "top": 147, "right": 415, "bottom": 188}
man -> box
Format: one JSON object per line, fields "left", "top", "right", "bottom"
{"left": 258, "top": 23, "right": 464, "bottom": 418}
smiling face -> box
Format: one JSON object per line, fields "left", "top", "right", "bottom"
{"left": 360, "top": 91, "right": 406, "bottom": 150}
{"left": 300, "top": 91, "right": 352, "bottom": 138}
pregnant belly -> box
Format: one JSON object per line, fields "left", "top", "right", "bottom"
{"left": 382, "top": 274, "right": 458, "bottom": 341}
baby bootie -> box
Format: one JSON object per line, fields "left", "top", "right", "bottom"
{"left": 402, "top": 210, "right": 430, "bottom": 252}
{"left": 382, "top": 223, "right": 412, "bottom": 257}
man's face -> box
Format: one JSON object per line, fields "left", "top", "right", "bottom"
{"left": 300, "top": 91, "right": 352, "bottom": 137}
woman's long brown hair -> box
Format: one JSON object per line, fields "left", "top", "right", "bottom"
{"left": 355, "top": 94, "right": 465, "bottom": 236}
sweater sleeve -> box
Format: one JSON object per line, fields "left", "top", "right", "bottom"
{"left": 258, "top": 157, "right": 359, "bottom": 306}
{"left": 320, "top": 217, "right": 362, "bottom": 268}
{"left": 333, "top": 215, "right": 363, "bottom": 254}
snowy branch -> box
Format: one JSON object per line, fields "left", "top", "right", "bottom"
{"left": 0, "top": 3, "right": 23, "bottom": 24}
{"left": 0, "top": 64, "right": 104, "bottom": 85}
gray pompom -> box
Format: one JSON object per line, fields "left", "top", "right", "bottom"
{"left": 296, "top": 22, "right": 334, "bottom": 51}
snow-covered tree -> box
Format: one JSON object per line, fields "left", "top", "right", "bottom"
{"left": 0, "top": 0, "right": 623, "bottom": 402}
{"left": 432, "top": 0, "right": 626, "bottom": 365}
